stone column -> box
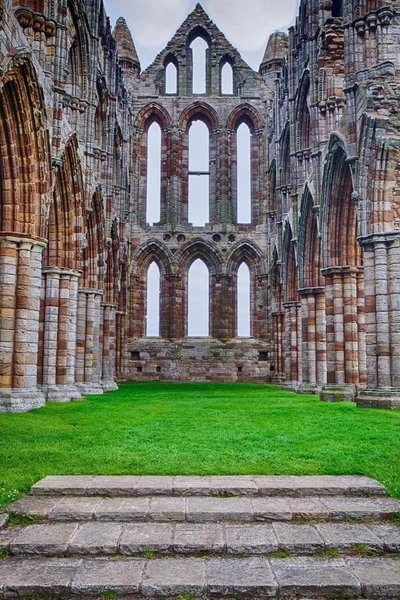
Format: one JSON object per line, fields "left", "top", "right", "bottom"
{"left": 75, "top": 288, "right": 104, "bottom": 394}
{"left": 271, "top": 311, "right": 285, "bottom": 382}
{"left": 282, "top": 301, "right": 302, "bottom": 391}
{"left": 41, "top": 267, "right": 82, "bottom": 402}
{"left": 211, "top": 274, "right": 234, "bottom": 339}
{"left": 357, "top": 234, "right": 400, "bottom": 408}
{"left": 101, "top": 301, "right": 118, "bottom": 391}
{"left": 165, "top": 273, "right": 185, "bottom": 338}
{"left": 297, "top": 287, "right": 327, "bottom": 394}
{"left": 320, "top": 266, "right": 365, "bottom": 402}
{"left": 0, "top": 235, "right": 46, "bottom": 412}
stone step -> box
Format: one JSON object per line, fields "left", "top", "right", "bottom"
{"left": 8, "top": 494, "right": 400, "bottom": 523}
{"left": 30, "top": 474, "right": 387, "bottom": 497}
{"left": 0, "top": 555, "right": 399, "bottom": 598}
{"left": 1, "top": 521, "right": 399, "bottom": 557}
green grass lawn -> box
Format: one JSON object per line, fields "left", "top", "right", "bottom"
{"left": 1, "top": 381, "right": 399, "bottom": 507}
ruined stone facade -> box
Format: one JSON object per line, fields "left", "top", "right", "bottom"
{"left": 0, "top": 0, "right": 399, "bottom": 410}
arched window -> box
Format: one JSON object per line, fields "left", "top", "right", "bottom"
{"left": 188, "top": 119, "right": 209, "bottom": 226}
{"left": 190, "top": 37, "right": 208, "bottom": 94}
{"left": 237, "top": 122, "right": 251, "bottom": 223}
{"left": 146, "top": 261, "right": 160, "bottom": 336}
{"left": 165, "top": 60, "right": 178, "bottom": 94}
{"left": 146, "top": 121, "right": 162, "bottom": 225}
{"left": 188, "top": 258, "right": 209, "bottom": 336}
{"left": 332, "top": 0, "right": 343, "bottom": 17}
{"left": 221, "top": 61, "right": 233, "bottom": 95}
{"left": 237, "top": 263, "right": 251, "bottom": 337}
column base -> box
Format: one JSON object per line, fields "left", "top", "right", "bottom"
{"left": 297, "top": 383, "right": 319, "bottom": 395}
{"left": 102, "top": 381, "right": 118, "bottom": 392}
{"left": 320, "top": 384, "right": 357, "bottom": 402}
{"left": 281, "top": 381, "right": 300, "bottom": 392}
{"left": 76, "top": 383, "right": 104, "bottom": 395}
{"left": 45, "top": 385, "right": 83, "bottom": 403}
{"left": 356, "top": 388, "right": 400, "bottom": 409}
{"left": 0, "top": 388, "right": 46, "bottom": 413}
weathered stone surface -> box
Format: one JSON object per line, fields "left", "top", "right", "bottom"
{"left": 68, "top": 523, "right": 124, "bottom": 555}
{"left": 270, "top": 556, "right": 362, "bottom": 598}
{"left": 142, "top": 557, "right": 205, "bottom": 596}
{"left": 252, "top": 497, "right": 292, "bottom": 521}
{"left": 48, "top": 497, "right": 101, "bottom": 521}
{"left": 174, "top": 524, "right": 225, "bottom": 553}
{"left": 71, "top": 558, "right": 145, "bottom": 595}
{"left": 149, "top": 496, "right": 185, "bottom": 521}
{"left": 10, "top": 523, "right": 78, "bottom": 555}
{"left": 288, "top": 497, "right": 327, "bottom": 519}
{"left": 96, "top": 497, "right": 149, "bottom": 521}
{"left": 338, "top": 476, "right": 386, "bottom": 496}
{"left": 346, "top": 557, "right": 400, "bottom": 597}
{"left": 225, "top": 524, "right": 278, "bottom": 554}
{"left": 292, "top": 475, "right": 348, "bottom": 496}
{"left": 206, "top": 557, "right": 277, "bottom": 596}
{"left": 0, "top": 557, "right": 81, "bottom": 596}
{"left": 89, "top": 475, "right": 141, "bottom": 495}
{"left": 31, "top": 476, "right": 93, "bottom": 496}
{"left": 253, "top": 476, "right": 295, "bottom": 496}
{"left": 120, "top": 523, "right": 174, "bottom": 553}
{"left": 321, "top": 496, "right": 400, "bottom": 520}
{"left": 315, "top": 523, "right": 383, "bottom": 551}
{"left": 8, "top": 496, "right": 61, "bottom": 518}
{"left": 187, "top": 497, "right": 253, "bottom": 522}
{"left": 135, "top": 476, "right": 174, "bottom": 495}
{"left": 368, "top": 524, "right": 400, "bottom": 551}
{"left": 173, "top": 476, "right": 212, "bottom": 495}
{"left": 273, "top": 523, "right": 324, "bottom": 553}
{"left": 210, "top": 476, "right": 258, "bottom": 495}
{"left": 0, "top": 512, "right": 8, "bottom": 528}
{"left": 0, "top": 525, "right": 24, "bottom": 548}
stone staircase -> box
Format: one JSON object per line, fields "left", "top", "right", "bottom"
{"left": 0, "top": 475, "right": 399, "bottom": 598}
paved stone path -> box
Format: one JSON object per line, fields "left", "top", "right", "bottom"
{"left": 0, "top": 475, "right": 399, "bottom": 598}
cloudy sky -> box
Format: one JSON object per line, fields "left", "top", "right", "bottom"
{"left": 104, "top": 0, "right": 298, "bottom": 71}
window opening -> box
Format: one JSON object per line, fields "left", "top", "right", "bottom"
{"left": 237, "top": 122, "right": 251, "bottom": 223}
{"left": 332, "top": 0, "right": 343, "bottom": 17}
{"left": 188, "top": 119, "right": 209, "bottom": 226}
{"left": 190, "top": 37, "right": 208, "bottom": 94}
{"left": 146, "top": 261, "right": 160, "bottom": 336}
{"left": 165, "top": 61, "right": 177, "bottom": 94}
{"left": 221, "top": 62, "right": 233, "bottom": 94}
{"left": 146, "top": 121, "right": 161, "bottom": 225}
{"left": 188, "top": 258, "right": 209, "bottom": 336}
{"left": 237, "top": 263, "right": 251, "bottom": 336}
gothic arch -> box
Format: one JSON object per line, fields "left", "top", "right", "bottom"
{"left": 321, "top": 134, "right": 360, "bottom": 268}
{"left": 65, "top": 0, "right": 90, "bottom": 98}
{"left": 226, "top": 240, "right": 266, "bottom": 276}
{"left": 0, "top": 57, "right": 51, "bottom": 238}
{"left": 135, "top": 102, "right": 172, "bottom": 130}
{"left": 298, "top": 185, "right": 322, "bottom": 288}
{"left": 179, "top": 101, "right": 219, "bottom": 131}
{"left": 226, "top": 103, "right": 263, "bottom": 132}
{"left": 46, "top": 135, "right": 85, "bottom": 271}
{"left": 295, "top": 70, "right": 311, "bottom": 151}
{"left": 81, "top": 186, "right": 106, "bottom": 289}
{"left": 280, "top": 122, "right": 291, "bottom": 187}
{"left": 132, "top": 239, "right": 173, "bottom": 276}
{"left": 177, "top": 238, "right": 223, "bottom": 275}
{"left": 282, "top": 221, "right": 299, "bottom": 303}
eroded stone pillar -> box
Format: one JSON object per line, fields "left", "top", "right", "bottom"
{"left": 320, "top": 266, "right": 365, "bottom": 402}
{"left": 41, "top": 267, "right": 82, "bottom": 402}
{"left": 282, "top": 301, "right": 302, "bottom": 390}
{"left": 0, "top": 236, "right": 46, "bottom": 412}
{"left": 357, "top": 234, "right": 400, "bottom": 408}
{"left": 298, "top": 287, "right": 326, "bottom": 394}
{"left": 75, "top": 288, "right": 103, "bottom": 394}
{"left": 101, "top": 301, "right": 118, "bottom": 391}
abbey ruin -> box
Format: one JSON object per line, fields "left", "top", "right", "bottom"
{"left": 0, "top": 0, "right": 399, "bottom": 411}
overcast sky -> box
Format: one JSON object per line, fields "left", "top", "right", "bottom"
{"left": 104, "top": 0, "right": 298, "bottom": 71}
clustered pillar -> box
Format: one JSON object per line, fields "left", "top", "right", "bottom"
{"left": 0, "top": 236, "right": 46, "bottom": 412}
